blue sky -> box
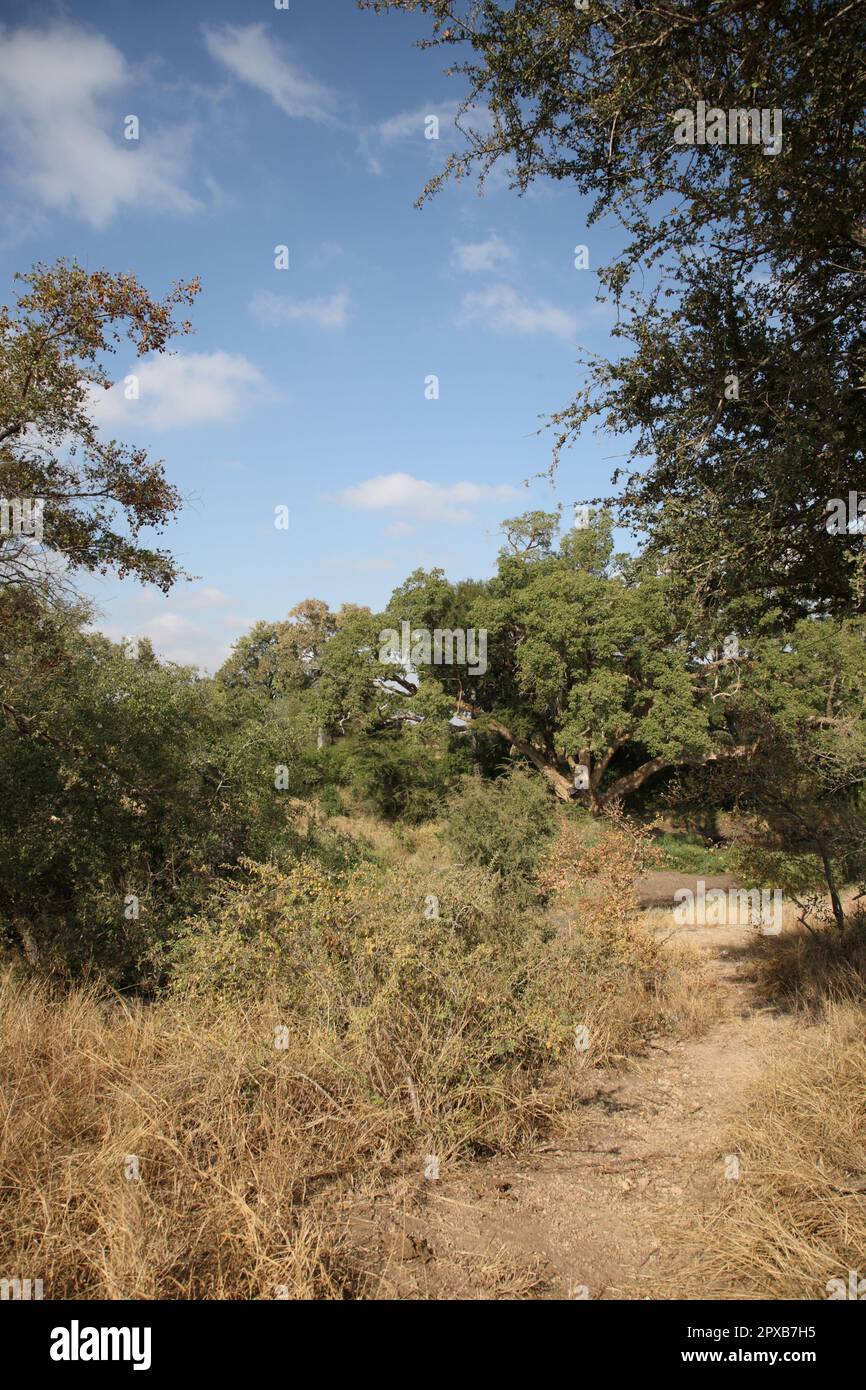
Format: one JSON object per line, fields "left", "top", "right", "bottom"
{"left": 0, "top": 0, "right": 629, "bottom": 669}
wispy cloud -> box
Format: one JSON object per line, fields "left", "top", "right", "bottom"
{"left": 88, "top": 352, "right": 268, "bottom": 431}
{"left": 334, "top": 472, "right": 520, "bottom": 524}
{"left": 360, "top": 100, "right": 491, "bottom": 175}
{"left": 452, "top": 235, "right": 515, "bottom": 274}
{"left": 455, "top": 284, "right": 578, "bottom": 340}
{"left": 203, "top": 23, "right": 337, "bottom": 123}
{"left": 96, "top": 585, "right": 255, "bottom": 672}
{"left": 0, "top": 24, "right": 201, "bottom": 229}
{"left": 249, "top": 289, "right": 352, "bottom": 331}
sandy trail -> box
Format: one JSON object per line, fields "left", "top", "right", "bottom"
{"left": 362, "top": 913, "right": 785, "bottom": 1299}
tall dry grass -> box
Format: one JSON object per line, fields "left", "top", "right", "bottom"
{"left": 683, "top": 1001, "right": 866, "bottom": 1299}
{"left": 0, "top": 973, "right": 382, "bottom": 1298}
{"left": 0, "top": 818, "right": 720, "bottom": 1300}
{"left": 680, "top": 921, "right": 866, "bottom": 1300}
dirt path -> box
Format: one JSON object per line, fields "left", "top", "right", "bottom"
{"left": 365, "top": 913, "right": 786, "bottom": 1299}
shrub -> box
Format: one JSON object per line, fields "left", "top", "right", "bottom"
{"left": 331, "top": 731, "right": 448, "bottom": 822}
{"left": 444, "top": 765, "right": 555, "bottom": 889}
{"left": 0, "top": 819, "right": 717, "bottom": 1299}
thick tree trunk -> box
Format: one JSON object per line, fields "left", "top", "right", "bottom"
{"left": 485, "top": 717, "right": 575, "bottom": 800}
{"left": 459, "top": 698, "right": 754, "bottom": 811}
{"left": 455, "top": 700, "right": 576, "bottom": 799}
{"left": 597, "top": 745, "right": 755, "bottom": 809}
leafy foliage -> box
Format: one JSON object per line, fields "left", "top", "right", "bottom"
{"left": 363, "top": 0, "right": 866, "bottom": 618}
{"left": 444, "top": 765, "right": 555, "bottom": 889}
{"left": 0, "top": 259, "right": 199, "bottom": 595}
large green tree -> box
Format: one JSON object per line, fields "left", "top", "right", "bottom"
{"left": 703, "top": 617, "right": 866, "bottom": 929}
{"left": 319, "top": 510, "right": 755, "bottom": 808}
{"left": 363, "top": 0, "right": 866, "bottom": 620}
{"left": 0, "top": 599, "right": 316, "bottom": 980}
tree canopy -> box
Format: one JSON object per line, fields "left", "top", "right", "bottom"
{"left": 363, "top": 0, "right": 866, "bottom": 620}
{"left": 0, "top": 258, "right": 199, "bottom": 600}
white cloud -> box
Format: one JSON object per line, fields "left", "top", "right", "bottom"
{"left": 88, "top": 352, "right": 267, "bottom": 431}
{"left": 178, "top": 586, "right": 233, "bottom": 612}
{"left": 249, "top": 289, "right": 352, "bottom": 331}
{"left": 97, "top": 585, "right": 248, "bottom": 671}
{"left": 455, "top": 284, "right": 578, "bottom": 340}
{"left": 129, "top": 584, "right": 234, "bottom": 616}
{"left": 375, "top": 99, "right": 491, "bottom": 145}
{"left": 140, "top": 613, "right": 233, "bottom": 670}
{"left": 452, "top": 235, "right": 515, "bottom": 274}
{"left": 334, "top": 472, "right": 520, "bottom": 525}
{"left": 376, "top": 104, "right": 451, "bottom": 145}
{"left": 361, "top": 100, "right": 491, "bottom": 174}
{"left": 203, "top": 23, "right": 337, "bottom": 123}
{"left": 0, "top": 24, "right": 201, "bottom": 228}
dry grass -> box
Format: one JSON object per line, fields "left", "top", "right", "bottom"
{"left": 747, "top": 916, "right": 866, "bottom": 1015}
{"left": 0, "top": 815, "right": 722, "bottom": 1299}
{"left": 0, "top": 944, "right": 713, "bottom": 1300}
{"left": 680, "top": 1001, "right": 866, "bottom": 1299}
{"left": 0, "top": 973, "right": 387, "bottom": 1299}
{"left": 685, "top": 920, "right": 866, "bottom": 1300}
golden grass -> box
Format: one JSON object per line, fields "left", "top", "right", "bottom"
{"left": 681, "top": 1000, "right": 866, "bottom": 1300}
{"left": 0, "top": 813, "right": 729, "bottom": 1300}
{"left": 0, "top": 954, "right": 713, "bottom": 1300}
{"left": 0, "top": 973, "right": 386, "bottom": 1299}
{"left": 747, "top": 916, "right": 866, "bottom": 1015}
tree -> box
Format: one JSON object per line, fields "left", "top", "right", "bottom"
{"left": 369, "top": 510, "right": 755, "bottom": 808}
{"left": 704, "top": 617, "right": 866, "bottom": 931}
{"left": 217, "top": 601, "right": 368, "bottom": 699}
{"left": 0, "top": 599, "right": 316, "bottom": 980}
{"left": 363, "top": 0, "right": 866, "bottom": 619}
{"left": 0, "top": 258, "right": 199, "bottom": 598}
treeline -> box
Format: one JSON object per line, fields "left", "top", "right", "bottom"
{"left": 2, "top": 503, "right": 865, "bottom": 981}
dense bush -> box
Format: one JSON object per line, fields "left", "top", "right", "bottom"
{"left": 326, "top": 730, "right": 467, "bottom": 823}
{"left": 444, "top": 765, "right": 555, "bottom": 889}
{"left": 0, "top": 609, "right": 318, "bottom": 984}
{"left": 168, "top": 843, "right": 704, "bottom": 1153}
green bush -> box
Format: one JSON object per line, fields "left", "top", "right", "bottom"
{"left": 167, "top": 846, "right": 693, "bottom": 1157}
{"left": 654, "top": 830, "right": 732, "bottom": 875}
{"left": 333, "top": 730, "right": 449, "bottom": 822}
{"left": 444, "top": 765, "right": 555, "bottom": 889}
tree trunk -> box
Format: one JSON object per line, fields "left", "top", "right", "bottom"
{"left": 482, "top": 715, "right": 575, "bottom": 800}
{"left": 817, "top": 843, "right": 846, "bottom": 933}
{"left": 598, "top": 745, "right": 755, "bottom": 808}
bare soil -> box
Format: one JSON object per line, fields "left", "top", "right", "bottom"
{"left": 352, "top": 909, "right": 786, "bottom": 1300}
